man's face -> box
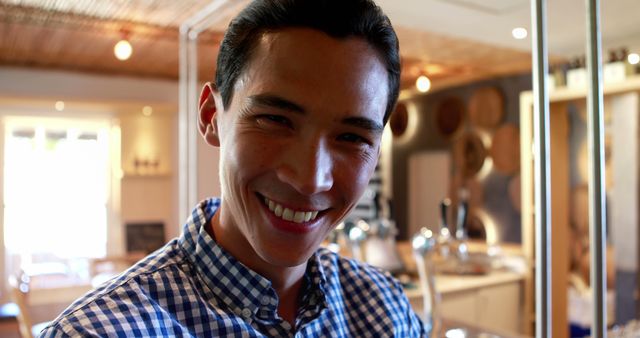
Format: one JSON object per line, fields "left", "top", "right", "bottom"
{"left": 210, "top": 28, "right": 389, "bottom": 267}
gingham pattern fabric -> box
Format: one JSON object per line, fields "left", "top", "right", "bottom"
{"left": 40, "top": 198, "right": 427, "bottom": 337}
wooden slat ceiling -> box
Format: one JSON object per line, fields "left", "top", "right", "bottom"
{"left": 0, "top": 0, "right": 242, "bottom": 28}
{"left": 396, "top": 26, "right": 539, "bottom": 93}
{"left": 0, "top": 0, "right": 541, "bottom": 91}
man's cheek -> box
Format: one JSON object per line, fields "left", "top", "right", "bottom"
{"left": 347, "top": 168, "right": 374, "bottom": 194}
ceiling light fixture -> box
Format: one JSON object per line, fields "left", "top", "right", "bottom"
{"left": 114, "top": 39, "right": 132, "bottom": 61}
{"left": 512, "top": 27, "right": 528, "bottom": 40}
{"left": 142, "top": 106, "right": 153, "bottom": 117}
{"left": 629, "top": 53, "right": 640, "bottom": 65}
{"left": 416, "top": 75, "right": 431, "bottom": 93}
{"left": 55, "top": 101, "right": 65, "bottom": 111}
{"left": 114, "top": 30, "right": 133, "bottom": 61}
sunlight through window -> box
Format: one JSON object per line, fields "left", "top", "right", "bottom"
{"left": 3, "top": 118, "right": 111, "bottom": 278}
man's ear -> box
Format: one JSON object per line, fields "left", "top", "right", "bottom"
{"left": 198, "top": 82, "right": 221, "bottom": 147}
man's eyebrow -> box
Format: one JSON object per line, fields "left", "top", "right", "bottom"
{"left": 247, "top": 94, "right": 306, "bottom": 114}
{"left": 342, "top": 116, "right": 384, "bottom": 133}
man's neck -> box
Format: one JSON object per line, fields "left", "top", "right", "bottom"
{"left": 207, "top": 210, "right": 306, "bottom": 325}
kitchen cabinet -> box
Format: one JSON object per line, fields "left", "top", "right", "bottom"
{"left": 475, "top": 281, "right": 521, "bottom": 333}
{"left": 406, "top": 271, "right": 524, "bottom": 335}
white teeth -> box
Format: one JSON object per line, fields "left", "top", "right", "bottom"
{"left": 282, "top": 208, "right": 294, "bottom": 221}
{"left": 293, "top": 211, "right": 305, "bottom": 223}
{"left": 263, "top": 196, "right": 321, "bottom": 223}
{"left": 274, "top": 204, "right": 283, "bottom": 217}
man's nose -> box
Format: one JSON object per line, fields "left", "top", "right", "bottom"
{"left": 277, "top": 138, "right": 334, "bottom": 195}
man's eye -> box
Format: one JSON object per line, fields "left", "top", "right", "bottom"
{"left": 338, "top": 133, "right": 371, "bottom": 145}
{"left": 257, "top": 114, "right": 291, "bottom": 127}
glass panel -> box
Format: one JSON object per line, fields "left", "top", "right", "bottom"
{"left": 541, "top": 1, "right": 590, "bottom": 337}
{"left": 600, "top": 0, "right": 640, "bottom": 335}
{"left": 541, "top": 0, "right": 639, "bottom": 335}
{"left": 340, "top": 1, "right": 537, "bottom": 336}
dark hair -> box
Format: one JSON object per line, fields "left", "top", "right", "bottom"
{"left": 215, "top": 0, "right": 400, "bottom": 124}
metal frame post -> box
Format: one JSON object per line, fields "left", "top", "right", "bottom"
{"left": 585, "top": 0, "right": 607, "bottom": 336}
{"left": 178, "top": 0, "right": 230, "bottom": 223}
{"left": 531, "top": 0, "right": 552, "bottom": 336}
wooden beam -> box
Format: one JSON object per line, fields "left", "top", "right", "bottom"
{"left": 550, "top": 102, "right": 570, "bottom": 338}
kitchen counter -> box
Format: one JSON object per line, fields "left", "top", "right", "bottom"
{"left": 441, "top": 318, "right": 530, "bottom": 338}
{"left": 404, "top": 269, "right": 524, "bottom": 298}
{"left": 404, "top": 269, "right": 526, "bottom": 336}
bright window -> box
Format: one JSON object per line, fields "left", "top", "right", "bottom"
{"left": 3, "top": 117, "right": 112, "bottom": 277}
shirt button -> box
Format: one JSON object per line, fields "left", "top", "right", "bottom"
{"left": 241, "top": 308, "right": 253, "bottom": 319}
{"left": 260, "top": 296, "right": 270, "bottom": 306}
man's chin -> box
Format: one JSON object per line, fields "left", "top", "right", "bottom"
{"left": 258, "top": 248, "right": 316, "bottom": 268}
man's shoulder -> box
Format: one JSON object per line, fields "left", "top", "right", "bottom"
{"left": 39, "top": 239, "right": 191, "bottom": 337}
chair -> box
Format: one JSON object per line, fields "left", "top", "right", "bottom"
{"left": 8, "top": 275, "right": 49, "bottom": 338}
{"left": 89, "top": 252, "right": 145, "bottom": 287}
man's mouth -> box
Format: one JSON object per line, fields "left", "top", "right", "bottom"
{"left": 262, "top": 196, "right": 320, "bottom": 223}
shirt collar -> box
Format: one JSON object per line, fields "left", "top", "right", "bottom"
{"left": 178, "top": 198, "right": 328, "bottom": 321}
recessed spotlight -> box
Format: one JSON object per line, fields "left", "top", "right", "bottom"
{"left": 629, "top": 53, "right": 640, "bottom": 65}
{"left": 142, "top": 106, "right": 153, "bottom": 116}
{"left": 114, "top": 39, "right": 133, "bottom": 61}
{"left": 416, "top": 75, "right": 431, "bottom": 93}
{"left": 512, "top": 27, "right": 528, "bottom": 40}
{"left": 55, "top": 101, "right": 65, "bottom": 111}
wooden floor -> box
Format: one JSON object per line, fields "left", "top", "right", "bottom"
{"left": 0, "top": 301, "right": 69, "bottom": 338}
{"left": 0, "top": 303, "right": 19, "bottom": 338}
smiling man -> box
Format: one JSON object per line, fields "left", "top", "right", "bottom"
{"left": 41, "top": 0, "right": 426, "bottom": 337}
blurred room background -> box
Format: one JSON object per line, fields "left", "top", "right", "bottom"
{"left": 0, "top": 0, "right": 638, "bottom": 337}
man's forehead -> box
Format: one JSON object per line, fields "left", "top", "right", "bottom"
{"left": 257, "top": 28, "right": 375, "bottom": 57}
{"left": 237, "top": 27, "right": 389, "bottom": 79}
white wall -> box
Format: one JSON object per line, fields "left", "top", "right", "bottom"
{"left": 0, "top": 67, "right": 222, "bottom": 302}
{"left": 0, "top": 66, "right": 183, "bottom": 239}
{"left": 0, "top": 67, "right": 180, "bottom": 104}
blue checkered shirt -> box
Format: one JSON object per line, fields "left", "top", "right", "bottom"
{"left": 40, "top": 198, "right": 426, "bottom": 337}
